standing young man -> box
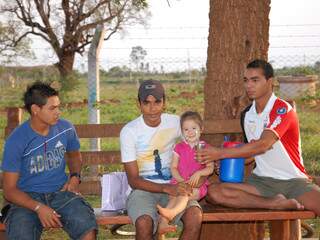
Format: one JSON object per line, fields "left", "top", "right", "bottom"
{"left": 120, "top": 80, "right": 202, "bottom": 240}
{"left": 2, "top": 82, "right": 97, "bottom": 239}
{"left": 197, "top": 59, "right": 320, "bottom": 215}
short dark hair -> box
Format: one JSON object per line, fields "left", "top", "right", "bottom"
{"left": 23, "top": 82, "right": 59, "bottom": 114}
{"left": 180, "top": 111, "right": 203, "bottom": 129}
{"left": 246, "top": 59, "right": 274, "bottom": 80}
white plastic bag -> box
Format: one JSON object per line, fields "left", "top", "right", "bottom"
{"left": 101, "top": 172, "right": 132, "bottom": 211}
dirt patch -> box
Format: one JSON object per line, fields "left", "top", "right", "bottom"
{"left": 178, "top": 91, "right": 197, "bottom": 99}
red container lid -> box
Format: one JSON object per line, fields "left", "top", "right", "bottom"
{"left": 223, "top": 141, "right": 242, "bottom": 148}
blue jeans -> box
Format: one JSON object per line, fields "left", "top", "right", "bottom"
{"left": 5, "top": 191, "right": 98, "bottom": 240}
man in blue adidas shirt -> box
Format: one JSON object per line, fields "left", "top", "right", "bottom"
{"left": 2, "top": 82, "right": 97, "bottom": 239}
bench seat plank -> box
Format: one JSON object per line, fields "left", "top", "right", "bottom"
{"left": 201, "top": 204, "right": 316, "bottom": 221}
{"left": 93, "top": 206, "right": 316, "bottom": 225}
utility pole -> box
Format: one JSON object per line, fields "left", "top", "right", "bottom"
{"left": 187, "top": 50, "right": 192, "bottom": 84}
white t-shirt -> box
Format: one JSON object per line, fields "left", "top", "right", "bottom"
{"left": 120, "top": 113, "right": 181, "bottom": 183}
{"left": 244, "top": 94, "right": 308, "bottom": 179}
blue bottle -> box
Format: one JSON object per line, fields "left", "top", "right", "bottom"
{"left": 219, "top": 140, "right": 245, "bottom": 183}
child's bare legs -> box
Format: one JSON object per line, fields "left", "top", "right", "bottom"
{"left": 157, "top": 196, "right": 180, "bottom": 234}
{"left": 158, "top": 195, "right": 189, "bottom": 221}
{"left": 157, "top": 188, "right": 200, "bottom": 234}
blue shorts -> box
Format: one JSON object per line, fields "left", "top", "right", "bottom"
{"left": 5, "top": 191, "right": 98, "bottom": 240}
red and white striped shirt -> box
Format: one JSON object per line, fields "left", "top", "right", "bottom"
{"left": 244, "top": 94, "right": 308, "bottom": 179}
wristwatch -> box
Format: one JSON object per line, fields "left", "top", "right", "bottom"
{"left": 70, "top": 172, "right": 81, "bottom": 183}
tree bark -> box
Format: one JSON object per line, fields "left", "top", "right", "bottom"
{"left": 56, "top": 51, "right": 76, "bottom": 91}
{"left": 202, "top": 0, "right": 271, "bottom": 239}
{"left": 205, "top": 0, "right": 270, "bottom": 121}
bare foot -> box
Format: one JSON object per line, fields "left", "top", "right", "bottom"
{"left": 272, "top": 194, "right": 304, "bottom": 210}
{"left": 156, "top": 204, "right": 176, "bottom": 221}
{"left": 157, "top": 216, "right": 177, "bottom": 235}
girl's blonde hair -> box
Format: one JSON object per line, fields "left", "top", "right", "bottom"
{"left": 180, "top": 111, "right": 203, "bottom": 129}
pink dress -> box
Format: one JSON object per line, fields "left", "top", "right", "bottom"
{"left": 170, "top": 141, "right": 210, "bottom": 199}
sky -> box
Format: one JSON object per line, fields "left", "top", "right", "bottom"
{"left": 24, "top": 0, "right": 320, "bottom": 69}
{"left": 269, "top": 0, "right": 320, "bottom": 55}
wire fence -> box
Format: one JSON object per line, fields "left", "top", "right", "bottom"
{"left": 0, "top": 54, "right": 319, "bottom": 176}
{"left": 1, "top": 54, "right": 320, "bottom": 98}
{"left": 0, "top": 57, "right": 316, "bottom": 102}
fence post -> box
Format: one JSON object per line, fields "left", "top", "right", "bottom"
{"left": 5, "top": 107, "right": 22, "bottom": 138}
{"left": 87, "top": 24, "right": 105, "bottom": 178}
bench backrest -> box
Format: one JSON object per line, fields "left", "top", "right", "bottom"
{"left": 75, "top": 119, "right": 243, "bottom": 194}
{"left": 4, "top": 107, "right": 244, "bottom": 194}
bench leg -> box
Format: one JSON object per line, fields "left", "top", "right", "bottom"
{"left": 0, "top": 232, "right": 7, "bottom": 240}
{"left": 269, "top": 220, "right": 290, "bottom": 240}
{"left": 200, "top": 222, "right": 265, "bottom": 240}
{"left": 289, "top": 219, "right": 301, "bottom": 240}
{"left": 269, "top": 219, "right": 301, "bottom": 240}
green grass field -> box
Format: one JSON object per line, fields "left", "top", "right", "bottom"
{"left": 0, "top": 81, "right": 319, "bottom": 239}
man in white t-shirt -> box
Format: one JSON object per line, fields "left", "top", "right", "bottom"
{"left": 120, "top": 80, "right": 203, "bottom": 239}
{"left": 197, "top": 59, "right": 320, "bottom": 216}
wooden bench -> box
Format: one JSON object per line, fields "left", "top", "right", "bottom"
{"left": 1, "top": 107, "right": 317, "bottom": 240}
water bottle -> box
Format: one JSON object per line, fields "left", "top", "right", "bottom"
{"left": 219, "top": 138, "right": 245, "bottom": 183}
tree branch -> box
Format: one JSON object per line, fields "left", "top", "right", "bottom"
{"left": 46, "top": 0, "right": 51, "bottom": 19}
{"left": 8, "top": 1, "right": 49, "bottom": 42}
{"left": 76, "top": 0, "right": 128, "bottom": 35}
{"left": 75, "top": 11, "right": 123, "bottom": 54}
{"left": 62, "top": 0, "right": 71, "bottom": 33}
{"left": 13, "top": 30, "right": 50, "bottom": 47}
{"left": 78, "top": 0, "right": 111, "bottom": 22}
{"left": 33, "top": 0, "right": 61, "bottom": 55}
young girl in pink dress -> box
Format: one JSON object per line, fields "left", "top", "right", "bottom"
{"left": 157, "top": 111, "right": 214, "bottom": 233}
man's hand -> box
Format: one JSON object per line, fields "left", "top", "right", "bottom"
{"left": 37, "top": 204, "right": 62, "bottom": 228}
{"left": 162, "top": 183, "right": 192, "bottom": 197}
{"left": 162, "top": 184, "right": 180, "bottom": 196}
{"left": 177, "top": 182, "right": 193, "bottom": 196}
{"left": 60, "top": 177, "right": 81, "bottom": 195}
{"left": 196, "top": 147, "right": 222, "bottom": 164}
{"left": 187, "top": 172, "right": 202, "bottom": 188}
{"left": 214, "top": 160, "right": 220, "bottom": 176}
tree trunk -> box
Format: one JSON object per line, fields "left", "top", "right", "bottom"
{"left": 205, "top": 0, "right": 270, "bottom": 121}
{"left": 56, "top": 52, "right": 76, "bottom": 92}
{"left": 201, "top": 0, "right": 270, "bottom": 239}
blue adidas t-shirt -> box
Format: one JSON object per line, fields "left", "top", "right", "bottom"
{"left": 1, "top": 119, "right": 80, "bottom": 193}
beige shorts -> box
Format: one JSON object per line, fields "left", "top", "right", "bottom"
{"left": 126, "top": 189, "right": 201, "bottom": 234}
{"left": 247, "top": 173, "right": 320, "bottom": 199}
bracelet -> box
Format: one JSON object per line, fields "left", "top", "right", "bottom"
{"left": 70, "top": 172, "right": 81, "bottom": 184}
{"left": 34, "top": 203, "right": 41, "bottom": 212}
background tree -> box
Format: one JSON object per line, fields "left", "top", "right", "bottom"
{"left": 130, "top": 45, "right": 147, "bottom": 72}
{"left": 0, "top": 21, "right": 34, "bottom": 63}
{"left": 0, "top": 0, "right": 149, "bottom": 91}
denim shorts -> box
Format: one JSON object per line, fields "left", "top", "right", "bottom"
{"left": 126, "top": 189, "right": 201, "bottom": 234}
{"left": 5, "top": 191, "right": 98, "bottom": 240}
